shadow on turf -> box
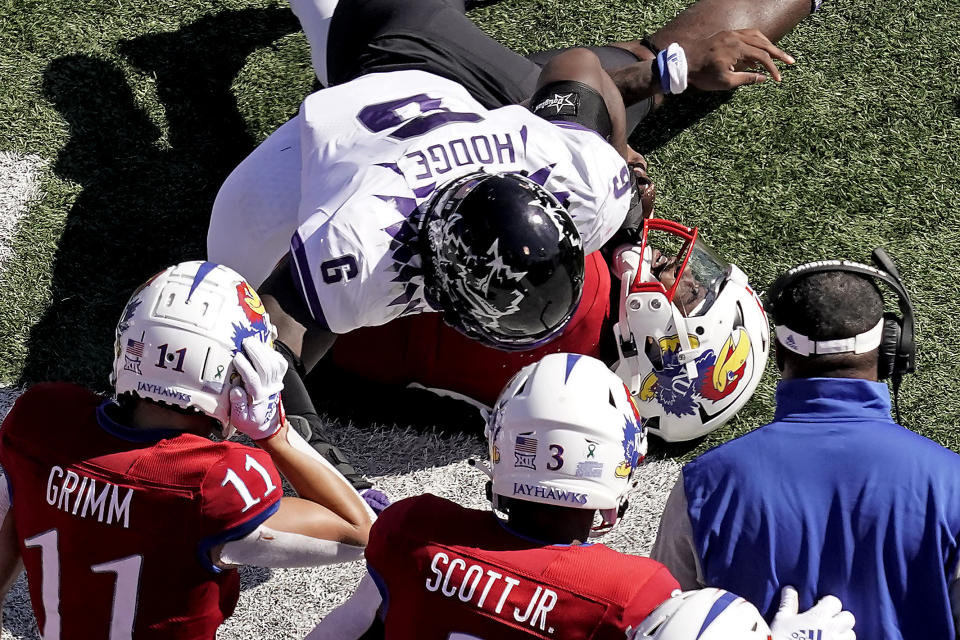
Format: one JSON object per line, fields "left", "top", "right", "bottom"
{"left": 23, "top": 3, "right": 725, "bottom": 469}
{"left": 306, "top": 361, "right": 702, "bottom": 464}
{"left": 20, "top": 8, "right": 301, "bottom": 389}
{"left": 307, "top": 361, "right": 489, "bottom": 438}
{"left": 630, "top": 90, "right": 735, "bottom": 156}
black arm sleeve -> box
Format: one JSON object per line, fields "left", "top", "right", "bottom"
{"left": 529, "top": 80, "right": 613, "bottom": 140}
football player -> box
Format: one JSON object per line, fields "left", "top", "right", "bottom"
{"left": 302, "top": 354, "right": 855, "bottom": 639}
{"left": 0, "top": 262, "right": 373, "bottom": 639}
{"left": 207, "top": 0, "right": 808, "bottom": 486}
{"left": 328, "top": 217, "right": 770, "bottom": 443}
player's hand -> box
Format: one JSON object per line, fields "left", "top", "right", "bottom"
{"left": 770, "top": 586, "right": 856, "bottom": 640}
{"left": 685, "top": 29, "right": 795, "bottom": 91}
{"left": 229, "top": 337, "right": 287, "bottom": 441}
{"left": 616, "top": 147, "right": 655, "bottom": 240}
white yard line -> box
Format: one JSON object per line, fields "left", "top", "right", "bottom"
{"left": 0, "top": 152, "right": 45, "bottom": 270}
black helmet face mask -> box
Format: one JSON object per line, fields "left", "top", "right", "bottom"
{"left": 421, "top": 172, "right": 585, "bottom": 351}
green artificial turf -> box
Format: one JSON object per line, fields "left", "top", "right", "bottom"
{"left": 0, "top": 0, "right": 958, "bottom": 457}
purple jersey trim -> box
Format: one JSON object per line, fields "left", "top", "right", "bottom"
{"left": 97, "top": 399, "right": 183, "bottom": 443}
{"left": 368, "top": 564, "right": 391, "bottom": 621}
{"left": 550, "top": 120, "right": 606, "bottom": 140}
{"left": 196, "top": 500, "right": 279, "bottom": 574}
{"left": 290, "top": 232, "right": 331, "bottom": 331}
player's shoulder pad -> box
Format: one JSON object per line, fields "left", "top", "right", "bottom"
{"left": 16, "top": 382, "right": 99, "bottom": 412}
{"left": 367, "top": 494, "right": 455, "bottom": 568}
{"left": 199, "top": 442, "right": 281, "bottom": 525}
{"left": 2, "top": 383, "right": 99, "bottom": 435}
{"left": 374, "top": 493, "right": 450, "bottom": 527}
{"left": 370, "top": 494, "right": 457, "bottom": 542}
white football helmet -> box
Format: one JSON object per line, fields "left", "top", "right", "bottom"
{"left": 612, "top": 219, "right": 770, "bottom": 442}
{"left": 111, "top": 261, "right": 276, "bottom": 435}
{"left": 630, "top": 589, "right": 772, "bottom": 640}
{"left": 485, "top": 352, "right": 647, "bottom": 534}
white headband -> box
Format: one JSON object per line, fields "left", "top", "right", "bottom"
{"left": 775, "top": 319, "right": 884, "bottom": 356}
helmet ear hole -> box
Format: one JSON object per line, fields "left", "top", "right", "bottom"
{"left": 608, "top": 389, "right": 617, "bottom": 408}
{"left": 515, "top": 379, "right": 528, "bottom": 398}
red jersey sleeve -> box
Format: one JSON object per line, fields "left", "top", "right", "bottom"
{"left": 197, "top": 443, "right": 282, "bottom": 572}
{"left": 621, "top": 561, "right": 681, "bottom": 627}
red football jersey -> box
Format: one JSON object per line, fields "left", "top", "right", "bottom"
{"left": 365, "top": 494, "right": 679, "bottom": 640}
{"left": 332, "top": 250, "right": 612, "bottom": 405}
{"left": 0, "top": 383, "right": 283, "bottom": 640}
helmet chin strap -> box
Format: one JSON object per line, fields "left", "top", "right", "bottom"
{"left": 669, "top": 303, "right": 702, "bottom": 380}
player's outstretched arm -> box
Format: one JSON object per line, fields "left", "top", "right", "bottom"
{"left": 215, "top": 339, "right": 372, "bottom": 569}
{"left": 532, "top": 48, "right": 631, "bottom": 160}
{"left": 684, "top": 29, "right": 795, "bottom": 91}
{"left": 607, "top": 29, "right": 794, "bottom": 105}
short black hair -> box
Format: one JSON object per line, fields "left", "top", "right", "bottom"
{"left": 773, "top": 271, "right": 883, "bottom": 340}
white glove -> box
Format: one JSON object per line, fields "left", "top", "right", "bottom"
{"left": 771, "top": 586, "right": 856, "bottom": 640}
{"left": 229, "top": 337, "right": 287, "bottom": 440}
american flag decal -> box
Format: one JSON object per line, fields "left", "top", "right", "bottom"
{"left": 515, "top": 433, "right": 538, "bottom": 454}
{"left": 126, "top": 338, "right": 144, "bottom": 358}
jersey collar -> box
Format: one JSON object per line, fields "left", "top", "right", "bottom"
{"left": 773, "top": 377, "right": 893, "bottom": 422}
{"left": 96, "top": 399, "right": 185, "bottom": 443}
{"left": 495, "top": 516, "right": 594, "bottom": 548}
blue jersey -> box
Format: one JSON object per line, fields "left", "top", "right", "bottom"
{"left": 681, "top": 377, "right": 960, "bottom": 640}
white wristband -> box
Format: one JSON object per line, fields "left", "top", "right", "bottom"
{"left": 656, "top": 43, "right": 689, "bottom": 94}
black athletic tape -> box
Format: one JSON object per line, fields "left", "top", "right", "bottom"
{"left": 530, "top": 80, "right": 613, "bottom": 140}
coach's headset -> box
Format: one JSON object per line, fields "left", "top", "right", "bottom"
{"left": 764, "top": 248, "right": 916, "bottom": 400}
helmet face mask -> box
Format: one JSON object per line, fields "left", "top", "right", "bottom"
{"left": 612, "top": 219, "right": 770, "bottom": 442}
{"left": 422, "top": 172, "right": 585, "bottom": 351}
{"left": 485, "top": 353, "right": 648, "bottom": 535}
{"left": 111, "top": 261, "right": 277, "bottom": 438}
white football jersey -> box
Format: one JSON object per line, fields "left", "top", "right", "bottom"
{"left": 286, "top": 70, "right": 630, "bottom": 334}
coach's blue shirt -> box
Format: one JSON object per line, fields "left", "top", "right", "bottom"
{"left": 683, "top": 377, "right": 960, "bottom": 640}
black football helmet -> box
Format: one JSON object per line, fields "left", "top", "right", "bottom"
{"left": 420, "top": 172, "right": 585, "bottom": 351}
